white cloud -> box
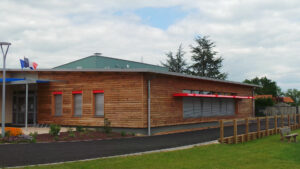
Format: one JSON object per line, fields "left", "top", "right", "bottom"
{"left": 0, "top": 0, "right": 300, "bottom": 90}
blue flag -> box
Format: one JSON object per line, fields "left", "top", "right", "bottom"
{"left": 24, "top": 57, "right": 29, "bottom": 67}
{"left": 20, "top": 59, "right": 25, "bottom": 69}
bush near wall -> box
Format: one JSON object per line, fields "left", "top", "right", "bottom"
{"left": 5, "top": 127, "right": 23, "bottom": 136}
{"left": 255, "top": 98, "right": 275, "bottom": 116}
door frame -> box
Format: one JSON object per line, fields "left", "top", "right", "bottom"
{"left": 12, "top": 91, "right": 37, "bottom": 125}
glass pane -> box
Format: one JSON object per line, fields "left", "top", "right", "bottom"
{"left": 74, "top": 94, "right": 82, "bottom": 116}
{"left": 55, "top": 95, "right": 62, "bottom": 116}
{"left": 95, "top": 93, "right": 104, "bottom": 116}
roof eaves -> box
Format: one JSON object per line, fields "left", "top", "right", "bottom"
{"left": 4, "top": 68, "right": 261, "bottom": 88}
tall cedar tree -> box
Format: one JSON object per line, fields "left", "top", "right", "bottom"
{"left": 161, "top": 44, "right": 187, "bottom": 73}
{"left": 243, "top": 76, "right": 282, "bottom": 96}
{"left": 190, "top": 36, "right": 227, "bottom": 80}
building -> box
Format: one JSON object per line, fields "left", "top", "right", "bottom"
{"left": 255, "top": 95, "right": 294, "bottom": 103}
{"left": 0, "top": 55, "right": 259, "bottom": 135}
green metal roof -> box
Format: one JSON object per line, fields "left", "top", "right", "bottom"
{"left": 53, "top": 54, "right": 168, "bottom": 71}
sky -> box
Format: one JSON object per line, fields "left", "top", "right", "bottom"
{"left": 1, "top": 0, "right": 300, "bottom": 91}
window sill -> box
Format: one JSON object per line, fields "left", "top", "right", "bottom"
{"left": 73, "top": 115, "right": 82, "bottom": 117}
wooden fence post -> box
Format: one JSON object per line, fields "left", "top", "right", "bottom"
{"left": 266, "top": 116, "right": 269, "bottom": 136}
{"left": 257, "top": 117, "right": 260, "bottom": 138}
{"left": 288, "top": 114, "right": 290, "bottom": 127}
{"left": 274, "top": 115, "right": 278, "bottom": 134}
{"left": 298, "top": 114, "right": 300, "bottom": 128}
{"left": 234, "top": 119, "right": 237, "bottom": 144}
{"left": 245, "top": 118, "right": 249, "bottom": 142}
{"left": 281, "top": 114, "right": 284, "bottom": 128}
{"left": 294, "top": 113, "right": 297, "bottom": 129}
{"left": 220, "top": 120, "right": 224, "bottom": 143}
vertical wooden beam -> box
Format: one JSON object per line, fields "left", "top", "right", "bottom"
{"left": 288, "top": 114, "right": 290, "bottom": 127}
{"left": 281, "top": 114, "right": 284, "bottom": 128}
{"left": 274, "top": 115, "right": 278, "bottom": 134}
{"left": 220, "top": 120, "right": 224, "bottom": 143}
{"left": 245, "top": 118, "right": 249, "bottom": 142}
{"left": 298, "top": 114, "right": 300, "bottom": 128}
{"left": 266, "top": 116, "right": 269, "bottom": 136}
{"left": 257, "top": 117, "right": 260, "bottom": 138}
{"left": 294, "top": 113, "right": 297, "bottom": 129}
{"left": 234, "top": 119, "right": 237, "bottom": 144}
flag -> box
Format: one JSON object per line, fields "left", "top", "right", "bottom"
{"left": 24, "top": 57, "right": 29, "bottom": 67}
{"left": 32, "top": 62, "right": 38, "bottom": 69}
{"left": 29, "top": 61, "right": 38, "bottom": 70}
{"left": 20, "top": 59, "right": 25, "bottom": 69}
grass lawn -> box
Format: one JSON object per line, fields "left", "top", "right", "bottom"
{"left": 25, "top": 129, "right": 300, "bottom": 169}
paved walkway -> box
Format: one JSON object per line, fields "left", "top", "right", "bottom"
{"left": 0, "top": 120, "right": 286, "bottom": 168}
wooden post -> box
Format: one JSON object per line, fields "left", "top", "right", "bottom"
{"left": 245, "top": 118, "right": 249, "bottom": 142}
{"left": 298, "top": 114, "right": 300, "bottom": 128}
{"left": 266, "top": 116, "right": 269, "bottom": 136}
{"left": 294, "top": 113, "right": 297, "bottom": 129}
{"left": 274, "top": 115, "right": 278, "bottom": 134}
{"left": 281, "top": 114, "right": 284, "bottom": 128}
{"left": 234, "top": 119, "right": 237, "bottom": 144}
{"left": 220, "top": 120, "right": 224, "bottom": 143}
{"left": 288, "top": 114, "right": 290, "bottom": 127}
{"left": 257, "top": 117, "right": 260, "bottom": 138}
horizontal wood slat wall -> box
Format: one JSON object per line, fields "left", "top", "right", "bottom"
{"left": 6, "top": 71, "right": 254, "bottom": 129}
{"left": 143, "top": 73, "right": 254, "bottom": 128}
{"left": 37, "top": 72, "right": 144, "bottom": 128}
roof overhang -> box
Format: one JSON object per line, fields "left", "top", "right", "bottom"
{"left": 2, "top": 69, "right": 261, "bottom": 88}
{"left": 0, "top": 78, "right": 63, "bottom": 85}
{"left": 173, "top": 93, "right": 254, "bottom": 99}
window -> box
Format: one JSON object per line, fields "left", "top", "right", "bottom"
{"left": 93, "top": 90, "right": 104, "bottom": 116}
{"left": 183, "top": 97, "right": 235, "bottom": 118}
{"left": 53, "top": 92, "right": 62, "bottom": 116}
{"left": 73, "top": 91, "right": 82, "bottom": 117}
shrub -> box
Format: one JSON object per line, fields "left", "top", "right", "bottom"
{"left": 67, "top": 128, "right": 75, "bottom": 137}
{"left": 5, "top": 127, "right": 23, "bottom": 137}
{"left": 103, "top": 118, "right": 112, "bottom": 134}
{"left": 54, "top": 136, "right": 59, "bottom": 141}
{"left": 131, "top": 132, "right": 135, "bottom": 136}
{"left": 49, "top": 124, "right": 61, "bottom": 136}
{"left": 255, "top": 98, "right": 275, "bottom": 116}
{"left": 121, "top": 131, "right": 126, "bottom": 137}
{"left": 76, "top": 126, "right": 84, "bottom": 132}
{"left": 29, "top": 132, "right": 38, "bottom": 143}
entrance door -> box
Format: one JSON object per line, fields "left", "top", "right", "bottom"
{"left": 12, "top": 92, "right": 36, "bottom": 125}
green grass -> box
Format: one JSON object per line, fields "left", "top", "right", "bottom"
{"left": 25, "top": 130, "right": 300, "bottom": 169}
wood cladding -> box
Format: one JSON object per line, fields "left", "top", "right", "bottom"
{"left": 6, "top": 71, "right": 254, "bottom": 128}
{"left": 142, "top": 73, "right": 254, "bottom": 127}
{"left": 37, "top": 72, "right": 144, "bottom": 127}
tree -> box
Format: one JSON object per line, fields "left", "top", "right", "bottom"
{"left": 285, "top": 89, "right": 300, "bottom": 106}
{"left": 243, "top": 76, "right": 281, "bottom": 96}
{"left": 189, "top": 36, "right": 228, "bottom": 80}
{"left": 161, "top": 44, "right": 187, "bottom": 73}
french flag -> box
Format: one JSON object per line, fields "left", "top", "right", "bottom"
{"left": 20, "top": 57, "right": 38, "bottom": 70}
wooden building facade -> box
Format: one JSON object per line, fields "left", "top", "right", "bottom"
{"left": 0, "top": 69, "right": 258, "bottom": 135}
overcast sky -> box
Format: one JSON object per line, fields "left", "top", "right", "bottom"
{"left": 1, "top": 0, "right": 300, "bottom": 90}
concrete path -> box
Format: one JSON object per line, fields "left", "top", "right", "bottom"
{"left": 0, "top": 120, "right": 283, "bottom": 168}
